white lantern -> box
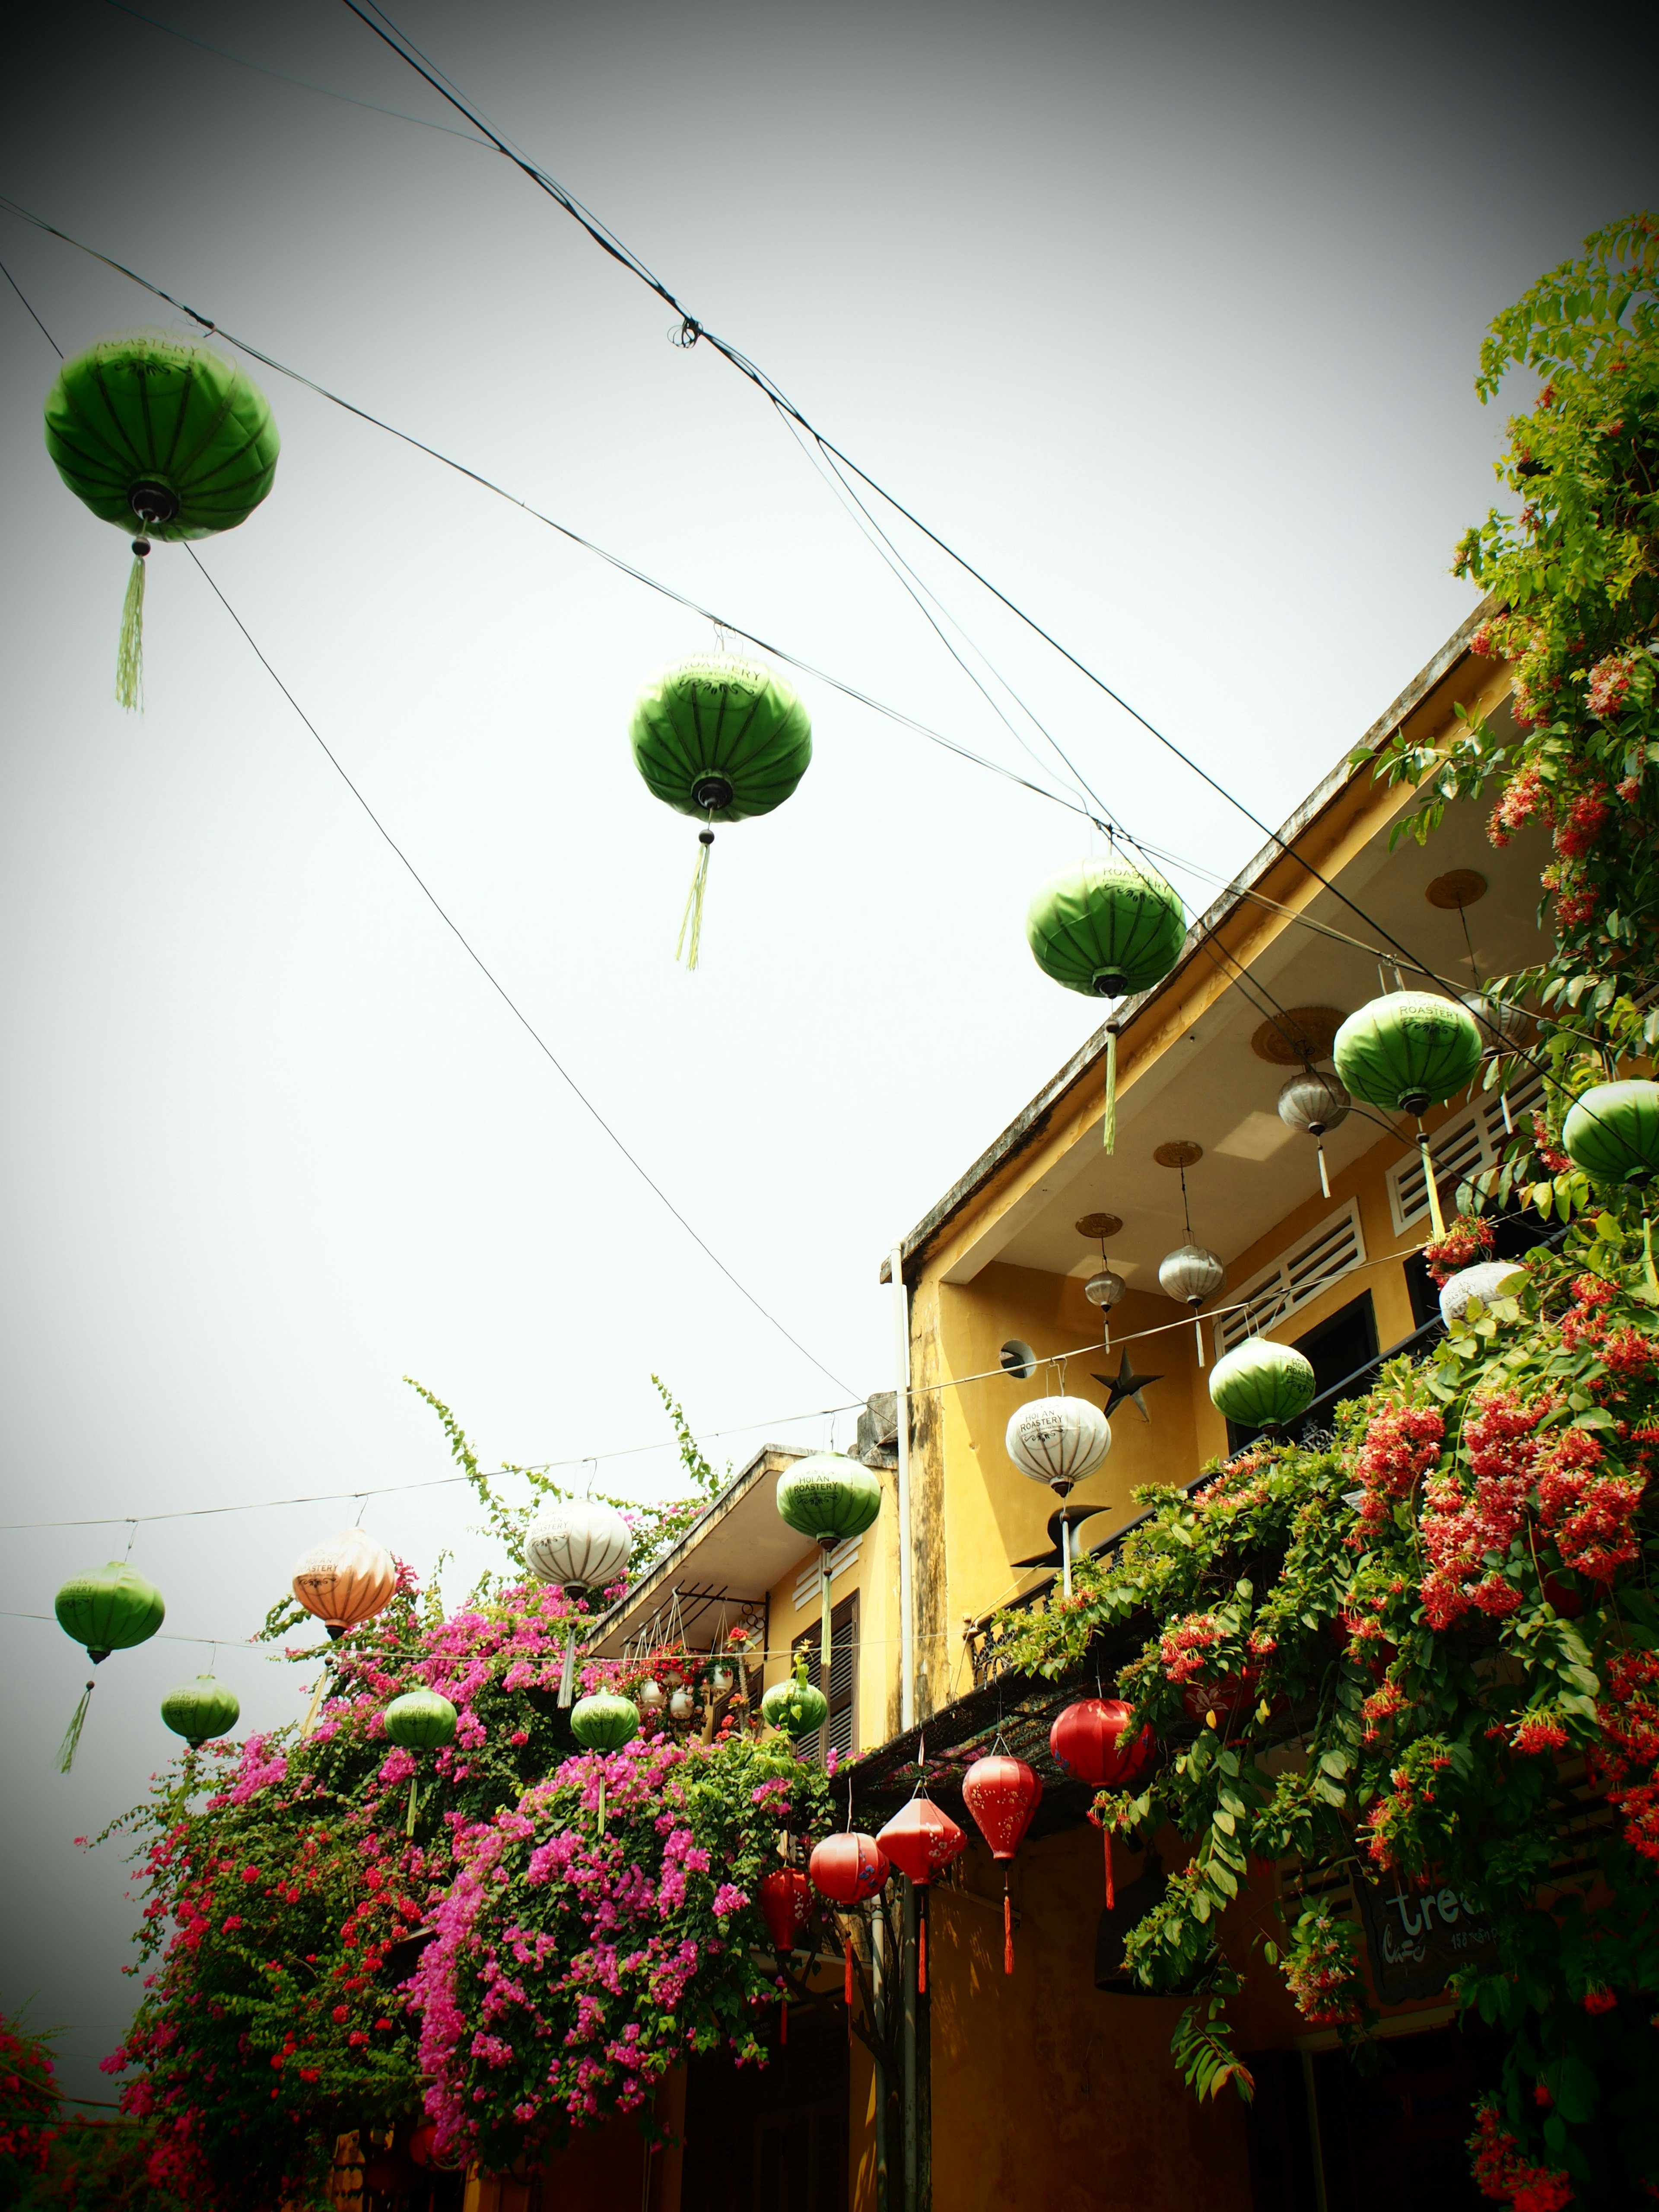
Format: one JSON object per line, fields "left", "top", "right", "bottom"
{"left": 639, "top": 1678, "right": 664, "bottom": 1710}
{"left": 1158, "top": 1243, "right": 1225, "bottom": 1309}
{"left": 1439, "top": 1261, "right": 1525, "bottom": 1324}
{"left": 1276, "top": 1065, "right": 1351, "bottom": 1138}
{"left": 669, "top": 1686, "right": 695, "bottom": 1720}
{"left": 525, "top": 1500, "right": 632, "bottom": 1708}
{"left": 1005, "top": 1397, "right": 1112, "bottom": 1489}
{"left": 1084, "top": 1268, "right": 1125, "bottom": 1309}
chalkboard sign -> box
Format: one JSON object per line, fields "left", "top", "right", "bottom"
{"left": 1354, "top": 1876, "right": 1499, "bottom": 2004}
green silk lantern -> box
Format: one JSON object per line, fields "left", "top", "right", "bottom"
{"left": 777, "top": 1452, "right": 881, "bottom": 1678}
{"left": 384, "top": 1689, "right": 458, "bottom": 1837}
{"left": 161, "top": 1674, "right": 241, "bottom": 1747}
{"left": 1208, "top": 1339, "right": 1317, "bottom": 1432}
{"left": 570, "top": 1692, "right": 641, "bottom": 1833}
{"left": 54, "top": 1562, "right": 166, "bottom": 1772}
{"left": 628, "top": 655, "right": 813, "bottom": 968}
{"left": 1563, "top": 1081, "right": 1659, "bottom": 1188}
{"left": 1333, "top": 993, "right": 1483, "bottom": 1235}
{"left": 43, "top": 330, "right": 280, "bottom": 711}
{"left": 1025, "top": 856, "right": 1186, "bottom": 1150}
{"left": 761, "top": 1653, "right": 830, "bottom": 1742}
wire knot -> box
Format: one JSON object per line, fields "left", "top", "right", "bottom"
{"left": 670, "top": 316, "right": 702, "bottom": 349}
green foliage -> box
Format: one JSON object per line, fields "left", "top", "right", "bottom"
{"left": 652, "top": 1374, "right": 730, "bottom": 1497}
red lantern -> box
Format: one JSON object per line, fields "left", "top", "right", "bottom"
{"left": 1179, "top": 1671, "right": 1260, "bottom": 1725}
{"left": 1048, "top": 1698, "right": 1154, "bottom": 1790}
{"left": 877, "top": 1796, "right": 967, "bottom": 1888}
{"left": 809, "top": 1830, "right": 890, "bottom": 1906}
{"left": 408, "top": 2123, "right": 436, "bottom": 2168}
{"left": 759, "top": 1865, "right": 814, "bottom": 1953}
{"left": 962, "top": 1754, "right": 1042, "bottom": 1975}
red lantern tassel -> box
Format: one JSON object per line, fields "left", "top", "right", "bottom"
{"left": 917, "top": 1913, "right": 927, "bottom": 1996}
{"left": 1003, "top": 1885, "right": 1014, "bottom": 1977}
{"left": 844, "top": 1934, "right": 855, "bottom": 2009}
{"left": 780, "top": 1993, "right": 788, "bottom": 2047}
{"left": 1104, "top": 1827, "right": 1115, "bottom": 1912}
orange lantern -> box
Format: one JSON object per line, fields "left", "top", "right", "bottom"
{"left": 291, "top": 1528, "right": 398, "bottom": 1640}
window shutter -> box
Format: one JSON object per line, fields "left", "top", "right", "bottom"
{"left": 791, "top": 1593, "right": 858, "bottom": 1767}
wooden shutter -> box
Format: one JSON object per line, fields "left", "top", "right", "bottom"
{"left": 791, "top": 1592, "right": 858, "bottom": 1767}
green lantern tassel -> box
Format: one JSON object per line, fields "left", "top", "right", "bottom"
{"left": 1644, "top": 1214, "right": 1658, "bottom": 1303}
{"left": 1418, "top": 1125, "right": 1446, "bottom": 1237}
{"left": 676, "top": 829, "right": 715, "bottom": 970}
{"left": 405, "top": 1773, "right": 420, "bottom": 1839}
{"left": 821, "top": 1550, "right": 834, "bottom": 1679}
{"left": 58, "top": 1678, "right": 95, "bottom": 1773}
{"left": 1102, "top": 1025, "right": 1119, "bottom": 1153}
{"left": 116, "top": 538, "right": 149, "bottom": 713}
{"left": 597, "top": 1774, "right": 607, "bottom": 1836}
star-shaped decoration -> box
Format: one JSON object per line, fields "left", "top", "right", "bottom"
{"left": 1093, "top": 1350, "right": 1163, "bottom": 1423}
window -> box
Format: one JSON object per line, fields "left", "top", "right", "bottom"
{"left": 1294, "top": 1292, "right": 1378, "bottom": 1399}
{"left": 1214, "top": 1202, "right": 1366, "bottom": 1356}
{"left": 791, "top": 1593, "right": 858, "bottom": 1767}
{"left": 1386, "top": 1067, "right": 1544, "bottom": 1233}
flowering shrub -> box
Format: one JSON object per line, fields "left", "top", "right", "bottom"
{"left": 991, "top": 1205, "right": 1659, "bottom": 2204}
{"left": 1423, "top": 1214, "right": 1496, "bottom": 1285}
{"left": 0, "top": 2013, "right": 60, "bottom": 2191}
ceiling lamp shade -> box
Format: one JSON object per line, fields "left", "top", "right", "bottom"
{"left": 569, "top": 1691, "right": 642, "bottom": 1833}
{"left": 628, "top": 655, "right": 812, "bottom": 969}
{"left": 385, "top": 1688, "right": 459, "bottom": 1838}
{"left": 1005, "top": 1398, "right": 1112, "bottom": 1489}
{"left": 1026, "top": 856, "right": 1186, "bottom": 1152}
{"left": 962, "top": 1752, "right": 1042, "bottom": 1973}
{"left": 759, "top": 1866, "right": 815, "bottom": 1954}
{"left": 778, "top": 1453, "right": 882, "bottom": 1677}
{"left": 809, "top": 1831, "right": 890, "bottom": 1906}
{"left": 1208, "top": 1339, "right": 1317, "bottom": 1431}
{"left": 291, "top": 1529, "right": 398, "bottom": 1640}
{"left": 1277, "top": 1065, "right": 1352, "bottom": 1200}
{"left": 44, "top": 331, "right": 280, "bottom": 711}
{"left": 1563, "top": 1081, "right": 1659, "bottom": 1187}
{"left": 1333, "top": 993, "right": 1483, "bottom": 1117}
{"left": 160, "top": 1674, "right": 241, "bottom": 1749}
{"left": 1439, "top": 1261, "right": 1526, "bottom": 1324}
{"left": 526, "top": 1500, "right": 633, "bottom": 1708}
{"left": 54, "top": 1562, "right": 166, "bottom": 1772}
{"left": 1158, "top": 1243, "right": 1225, "bottom": 1309}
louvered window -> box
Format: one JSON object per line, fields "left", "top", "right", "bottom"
{"left": 1214, "top": 1203, "right": 1367, "bottom": 1356}
{"left": 791, "top": 1594, "right": 858, "bottom": 1767}
{"left": 1386, "top": 1067, "right": 1544, "bottom": 1233}
{"left": 792, "top": 1534, "right": 863, "bottom": 1612}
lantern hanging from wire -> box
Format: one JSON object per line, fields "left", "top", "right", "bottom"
{"left": 383, "top": 1689, "right": 458, "bottom": 1838}
{"left": 878, "top": 1779, "right": 967, "bottom": 1996}
{"left": 569, "top": 1691, "right": 641, "bottom": 1833}
{"left": 1438, "top": 1261, "right": 1526, "bottom": 1325}
{"left": 1075, "top": 1211, "right": 1125, "bottom": 1348}
{"left": 1333, "top": 993, "right": 1483, "bottom": 1236}
{"left": 1276, "top": 1063, "right": 1352, "bottom": 1199}
{"left": 759, "top": 1865, "right": 815, "bottom": 1954}
{"left": 628, "top": 653, "right": 813, "bottom": 969}
{"left": 1208, "top": 1338, "right": 1316, "bottom": 1433}
{"left": 1006, "top": 1392, "right": 1112, "bottom": 1599}
{"left": 962, "top": 1751, "right": 1043, "bottom": 1974}
{"left": 524, "top": 1498, "right": 632, "bottom": 1707}
{"left": 810, "top": 1829, "right": 890, "bottom": 2017}
{"left": 776, "top": 1452, "right": 881, "bottom": 1681}
{"left": 160, "top": 1673, "right": 241, "bottom": 1790}
{"left": 1563, "top": 1080, "right": 1659, "bottom": 1189}
{"left": 760, "top": 1652, "right": 830, "bottom": 1741}
{"left": 291, "top": 1528, "right": 399, "bottom": 1641}
{"left": 53, "top": 1561, "right": 166, "bottom": 1772}
{"left": 1049, "top": 1697, "right": 1154, "bottom": 1904}
{"left": 1025, "top": 853, "right": 1186, "bottom": 1150}
{"left": 43, "top": 330, "right": 280, "bottom": 712}
{"left": 1154, "top": 1142, "right": 1224, "bottom": 1365}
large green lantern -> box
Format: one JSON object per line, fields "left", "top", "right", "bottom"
{"left": 777, "top": 1453, "right": 881, "bottom": 1678}
{"left": 161, "top": 1674, "right": 241, "bottom": 1748}
{"left": 54, "top": 1562, "right": 166, "bottom": 1772}
{"left": 1208, "top": 1339, "right": 1316, "bottom": 1432}
{"left": 384, "top": 1689, "right": 458, "bottom": 1837}
{"left": 761, "top": 1653, "right": 830, "bottom": 1742}
{"left": 570, "top": 1691, "right": 641, "bottom": 1832}
{"left": 1025, "top": 856, "right": 1186, "bottom": 1150}
{"left": 1334, "top": 992, "right": 1483, "bottom": 1234}
{"left": 1563, "top": 1081, "right": 1659, "bottom": 1188}
{"left": 628, "top": 655, "right": 813, "bottom": 968}
{"left": 44, "top": 331, "right": 280, "bottom": 711}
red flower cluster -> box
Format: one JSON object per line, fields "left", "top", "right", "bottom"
{"left": 1511, "top": 1712, "right": 1569, "bottom": 1756}
{"left": 0, "top": 2017, "right": 59, "bottom": 2176}
{"left": 1531, "top": 1114, "right": 1573, "bottom": 1176}
{"left": 1488, "top": 765, "right": 1554, "bottom": 846}
{"left": 1421, "top": 1392, "right": 1537, "bottom": 1627}
{"left": 1553, "top": 782, "right": 1611, "bottom": 861}
{"left": 1423, "top": 1215, "right": 1496, "bottom": 1287}
{"left": 1158, "top": 1611, "right": 1224, "bottom": 1684}
{"left": 1534, "top": 1427, "right": 1645, "bottom": 1584}
{"left": 1586, "top": 651, "right": 1636, "bottom": 720}
{"left": 1468, "top": 2103, "right": 1573, "bottom": 2211}
{"left": 1589, "top": 1649, "right": 1659, "bottom": 1862}
{"left": 1351, "top": 1402, "right": 1444, "bottom": 1541}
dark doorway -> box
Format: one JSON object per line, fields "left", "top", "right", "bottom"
{"left": 681, "top": 2005, "right": 849, "bottom": 2212}
{"left": 1310, "top": 2024, "right": 1503, "bottom": 2211}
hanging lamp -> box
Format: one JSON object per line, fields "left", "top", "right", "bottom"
{"left": 569, "top": 1691, "right": 641, "bottom": 1833}
{"left": 877, "top": 1773, "right": 968, "bottom": 1997}
{"left": 160, "top": 1674, "right": 241, "bottom": 1751}
{"left": 628, "top": 654, "right": 812, "bottom": 969}
{"left": 810, "top": 1828, "right": 890, "bottom": 2019}
{"left": 1005, "top": 1389, "right": 1112, "bottom": 1599}
{"left": 1049, "top": 1697, "right": 1154, "bottom": 1905}
{"left": 383, "top": 1689, "right": 458, "bottom": 1838}
{"left": 1025, "top": 853, "right": 1185, "bottom": 1150}
{"left": 1154, "top": 1142, "right": 1224, "bottom": 1364}
{"left": 291, "top": 1529, "right": 398, "bottom": 1641}
{"left": 1276, "top": 1065, "right": 1351, "bottom": 1200}
{"left": 776, "top": 1452, "right": 881, "bottom": 1684}
{"left": 54, "top": 1562, "right": 165, "bottom": 1772}
{"left": 1075, "top": 1213, "right": 1125, "bottom": 1349}
{"left": 760, "top": 1652, "right": 830, "bottom": 1740}
{"left": 759, "top": 1865, "right": 815, "bottom": 1955}
{"left": 1438, "top": 1261, "right": 1526, "bottom": 1324}
{"left": 1562, "top": 1080, "right": 1659, "bottom": 1188}
{"left": 1333, "top": 993, "right": 1483, "bottom": 1237}
{"left": 1208, "top": 1338, "right": 1316, "bottom": 1433}
{"left": 961, "top": 1751, "right": 1042, "bottom": 1974}
{"left": 524, "top": 1499, "right": 632, "bottom": 1707}
{"left": 43, "top": 330, "right": 280, "bottom": 712}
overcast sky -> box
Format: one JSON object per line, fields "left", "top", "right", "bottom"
{"left": 2, "top": 0, "right": 1653, "bottom": 2098}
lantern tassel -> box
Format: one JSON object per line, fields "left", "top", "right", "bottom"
{"left": 1418, "top": 1125, "right": 1446, "bottom": 1238}
{"left": 558, "top": 1622, "right": 578, "bottom": 1710}
{"left": 1003, "top": 1884, "right": 1014, "bottom": 1977}
{"left": 597, "top": 1774, "right": 606, "bottom": 1836}
{"left": 1104, "top": 1827, "right": 1115, "bottom": 1912}
{"left": 917, "top": 1909, "right": 927, "bottom": 1996}
{"left": 676, "top": 830, "right": 714, "bottom": 970}
{"left": 780, "top": 1993, "right": 788, "bottom": 2047}
{"left": 1194, "top": 1318, "right": 1206, "bottom": 1369}
{"left": 115, "top": 538, "right": 148, "bottom": 713}
{"left": 821, "top": 1554, "right": 833, "bottom": 1681}
{"left": 845, "top": 1933, "right": 855, "bottom": 2014}
{"left": 406, "top": 1774, "right": 420, "bottom": 1839}
{"left": 1102, "top": 1027, "right": 1118, "bottom": 1153}
{"left": 1317, "top": 1140, "right": 1331, "bottom": 1200}
{"left": 1644, "top": 1214, "right": 1658, "bottom": 1304}
{"left": 58, "top": 1679, "right": 95, "bottom": 1773}
{"left": 1501, "top": 1090, "right": 1514, "bottom": 1137}
{"left": 299, "top": 1671, "right": 328, "bottom": 1739}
